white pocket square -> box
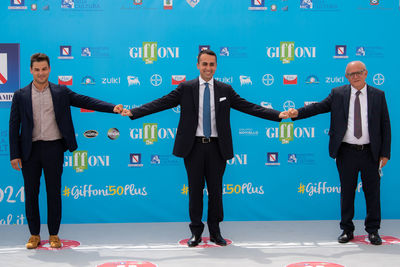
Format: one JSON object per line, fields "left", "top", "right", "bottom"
{"left": 219, "top": 97, "right": 226, "bottom": 102}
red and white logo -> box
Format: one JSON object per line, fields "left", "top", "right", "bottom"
{"left": 0, "top": 53, "right": 8, "bottom": 84}
{"left": 283, "top": 75, "right": 297, "bottom": 85}
{"left": 164, "top": 0, "right": 173, "bottom": 9}
{"left": 58, "top": 75, "right": 73, "bottom": 85}
{"left": 178, "top": 237, "right": 232, "bottom": 248}
{"left": 37, "top": 239, "right": 80, "bottom": 250}
{"left": 97, "top": 261, "right": 157, "bottom": 267}
{"left": 287, "top": 262, "right": 344, "bottom": 267}
{"left": 171, "top": 75, "right": 186, "bottom": 85}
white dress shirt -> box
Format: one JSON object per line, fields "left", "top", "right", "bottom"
{"left": 342, "top": 84, "right": 370, "bottom": 144}
{"left": 195, "top": 76, "right": 218, "bottom": 137}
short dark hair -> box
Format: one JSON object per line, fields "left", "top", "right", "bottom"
{"left": 197, "top": 49, "right": 217, "bottom": 63}
{"left": 30, "top": 53, "right": 50, "bottom": 68}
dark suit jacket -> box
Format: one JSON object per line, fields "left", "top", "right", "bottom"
{"left": 293, "top": 84, "right": 391, "bottom": 161}
{"left": 129, "top": 78, "right": 282, "bottom": 160}
{"left": 9, "top": 82, "right": 116, "bottom": 161}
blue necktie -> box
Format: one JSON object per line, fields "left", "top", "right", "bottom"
{"left": 203, "top": 82, "right": 211, "bottom": 138}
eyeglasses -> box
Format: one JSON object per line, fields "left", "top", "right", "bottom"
{"left": 346, "top": 69, "right": 366, "bottom": 78}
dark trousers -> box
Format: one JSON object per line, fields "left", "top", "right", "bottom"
{"left": 336, "top": 144, "right": 381, "bottom": 234}
{"left": 21, "top": 140, "right": 64, "bottom": 236}
{"left": 184, "top": 140, "right": 226, "bottom": 236}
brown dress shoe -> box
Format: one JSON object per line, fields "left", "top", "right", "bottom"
{"left": 49, "top": 235, "right": 62, "bottom": 248}
{"left": 26, "top": 235, "right": 41, "bottom": 249}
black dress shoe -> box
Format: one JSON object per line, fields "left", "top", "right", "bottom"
{"left": 368, "top": 232, "right": 382, "bottom": 245}
{"left": 187, "top": 235, "right": 202, "bottom": 247}
{"left": 210, "top": 234, "right": 227, "bottom": 246}
{"left": 338, "top": 231, "right": 354, "bottom": 243}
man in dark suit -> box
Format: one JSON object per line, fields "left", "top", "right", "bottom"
{"left": 122, "top": 49, "right": 288, "bottom": 246}
{"left": 288, "top": 61, "right": 391, "bottom": 245}
{"left": 9, "top": 53, "right": 123, "bottom": 249}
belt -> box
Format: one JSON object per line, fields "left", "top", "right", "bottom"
{"left": 341, "top": 142, "right": 370, "bottom": 151}
{"left": 195, "top": 137, "right": 218, "bottom": 144}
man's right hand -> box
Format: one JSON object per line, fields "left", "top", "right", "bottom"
{"left": 11, "top": 158, "right": 22, "bottom": 171}
{"left": 288, "top": 108, "right": 298, "bottom": 118}
{"left": 121, "top": 109, "right": 133, "bottom": 117}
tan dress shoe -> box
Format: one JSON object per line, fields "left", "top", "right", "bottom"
{"left": 49, "top": 235, "right": 62, "bottom": 248}
{"left": 26, "top": 235, "right": 41, "bottom": 249}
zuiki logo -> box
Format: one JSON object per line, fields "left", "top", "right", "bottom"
{"left": 129, "top": 42, "right": 180, "bottom": 64}
{"left": 266, "top": 42, "right": 316, "bottom": 64}
{"left": 64, "top": 151, "right": 110, "bottom": 173}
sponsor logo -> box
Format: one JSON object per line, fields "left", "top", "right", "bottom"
{"left": 129, "top": 126, "right": 177, "bottom": 143}
{"left": 0, "top": 44, "right": 20, "bottom": 106}
{"left": 199, "top": 45, "right": 210, "bottom": 52}
{"left": 186, "top": 0, "right": 200, "bottom": 8}
{"left": 219, "top": 46, "right": 247, "bottom": 57}
{"left": 127, "top": 76, "right": 140, "bottom": 86}
{"left": 171, "top": 75, "right": 186, "bottom": 85}
{"left": 134, "top": 0, "right": 143, "bottom": 5}
{"left": 271, "top": 4, "right": 277, "bottom": 11}
{"left": 129, "top": 42, "right": 180, "bottom": 64}
{"left": 0, "top": 54, "right": 8, "bottom": 85}
{"left": 81, "top": 76, "right": 95, "bottom": 85}
{"left": 58, "top": 45, "right": 74, "bottom": 59}
{"left": 266, "top": 125, "right": 315, "bottom": 143}
{"left": 370, "top": 0, "right": 379, "bottom": 5}
{"left": 8, "top": 0, "right": 28, "bottom": 9}
{"left": 164, "top": 0, "right": 173, "bottom": 9}
{"left": 300, "top": 0, "right": 313, "bottom": 9}
{"left": 43, "top": 5, "right": 49, "bottom": 10}
{"left": 238, "top": 128, "right": 259, "bottom": 136}
{"left": 227, "top": 154, "right": 248, "bottom": 165}
{"left": 282, "top": 5, "right": 288, "bottom": 11}
{"left": 288, "top": 153, "right": 315, "bottom": 164}
{"left": 304, "top": 101, "right": 317, "bottom": 106}
{"left": 239, "top": 75, "right": 252, "bottom": 86}
{"left": 31, "top": 4, "right": 37, "bottom": 10}
{"left": 373, "top": 73, "right": 384, "bottom": 86}
{"left": 283, "top": 75, "right": 297, "bottom": 85}
{"left": 305, "top": 75, "right": 319, "bottom": 84}
{"left": 356, "top": 46, "right": 384, "bottom": 57}
{"left": 61, "top": 0, "right": 74, "bottom": 9}
{"left": 215, "top": 76, "right": 233, "bottom": 84}
{"left": 356, "top": 46, "right": 365, "bottom": 56}
{"left": 261, "top": 101, "right": 273, "bottom": 108}
{"left": 107, "top": 128, "right": 120, "bottom": 140}
{"left": 64, "top": 151, "right": 110, "bottom": 173}
{"left": 150, "top": 154, "right": 179, "bottom": 165}
{"left": 262, "top": 74, "right": 274, "bottom": 86}
{"left": 81, "top": 47, "right": 110, "bottom": 58}
{"left": 333, "top": 45, "right": 348, "bottom": 59}
{"left": 150, "top": 74, "right": 162, "bottom": 86}
{"left": 128, "top": 153, "right": 143, "bottom": 167}
{"left": 265, "top": 152, "right": 280, "bottom": 166}
{"left": 266, "top": 42, "right": 316, "bottom": 64}
{"left": 58, "top": 76, "right": 73, "bottom": 85}
{"left": 83, "top": 130, "right": 98, "bottom": 138}
{"left": 283, "top": 100, "right": 295, "bottom": 111}
{"left": 249, "top": 0, "right": 268, "bottom": 10}
{"left": 101, "top": 77, "right": 120, "bottom": 84}
{"left": 325, "top": 76, "right": 345, "bottom": 84}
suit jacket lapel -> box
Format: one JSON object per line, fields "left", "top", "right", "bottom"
{"left": 193, "top": 79, "right": 199, "bottom": 115}
{"left": 343, "top": 84, "right": 351, "bottom": 122}
{"left": 213, "top": 80, "right": 221, "bottom": 116}
{"left": 24, "top": 83, "right": 33, "bottom": 124}
{"left": 367, "top": 85, "right": 374, "bottom": 124}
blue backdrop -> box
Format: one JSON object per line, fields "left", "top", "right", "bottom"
{"left": 0, "top": 0, "right": 398, "bottom": 225}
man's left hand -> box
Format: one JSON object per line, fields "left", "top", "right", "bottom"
{"left": 380, "top": 157, "right": 389, "bottom": 168}
{"left": 113, "top": 104, "right": 123, "bottom": 114}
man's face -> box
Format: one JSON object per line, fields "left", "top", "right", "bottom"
{"left": 30, "top": 61, "right": 50, "bottom": 85}
{"left": 197, "top": 53, "right": 217, "bottom": 82}
{"left": 345, "top": 63, "right": 368, "bottom": 90}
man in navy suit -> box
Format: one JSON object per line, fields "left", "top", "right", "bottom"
{"left": 9, "top": 53, "right": 123, "bottom": 249}
{"left": 122, "top": 49, "right": 288, "bottom": 246}
{"left": 288, "top": 61, "right": 391, "bottom": 245}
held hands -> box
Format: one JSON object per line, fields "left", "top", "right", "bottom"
{"left": 121, "top": 109, "right": 132, "bottom": 117}
{"left": 113, "top": 104, "right": 124, "bottom": 114}
{"left": 11, "top": 158, "right": 22, "bottom": 171}
{"left": 279, "top": 108, "right": 298, "bottom": 119}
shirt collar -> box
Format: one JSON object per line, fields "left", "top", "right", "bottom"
{"left": 199, "top": 76, "right": 214, "bottom": 87}
{"left": 351, "top": 84, "right": 367, "bottom": 95}
{"left": 32, "top": 82, "right": 50, "bottom": 93}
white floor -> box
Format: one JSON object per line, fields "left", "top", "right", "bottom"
{"left": 0, "top": 220, "right": 399, "bottom": 267}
